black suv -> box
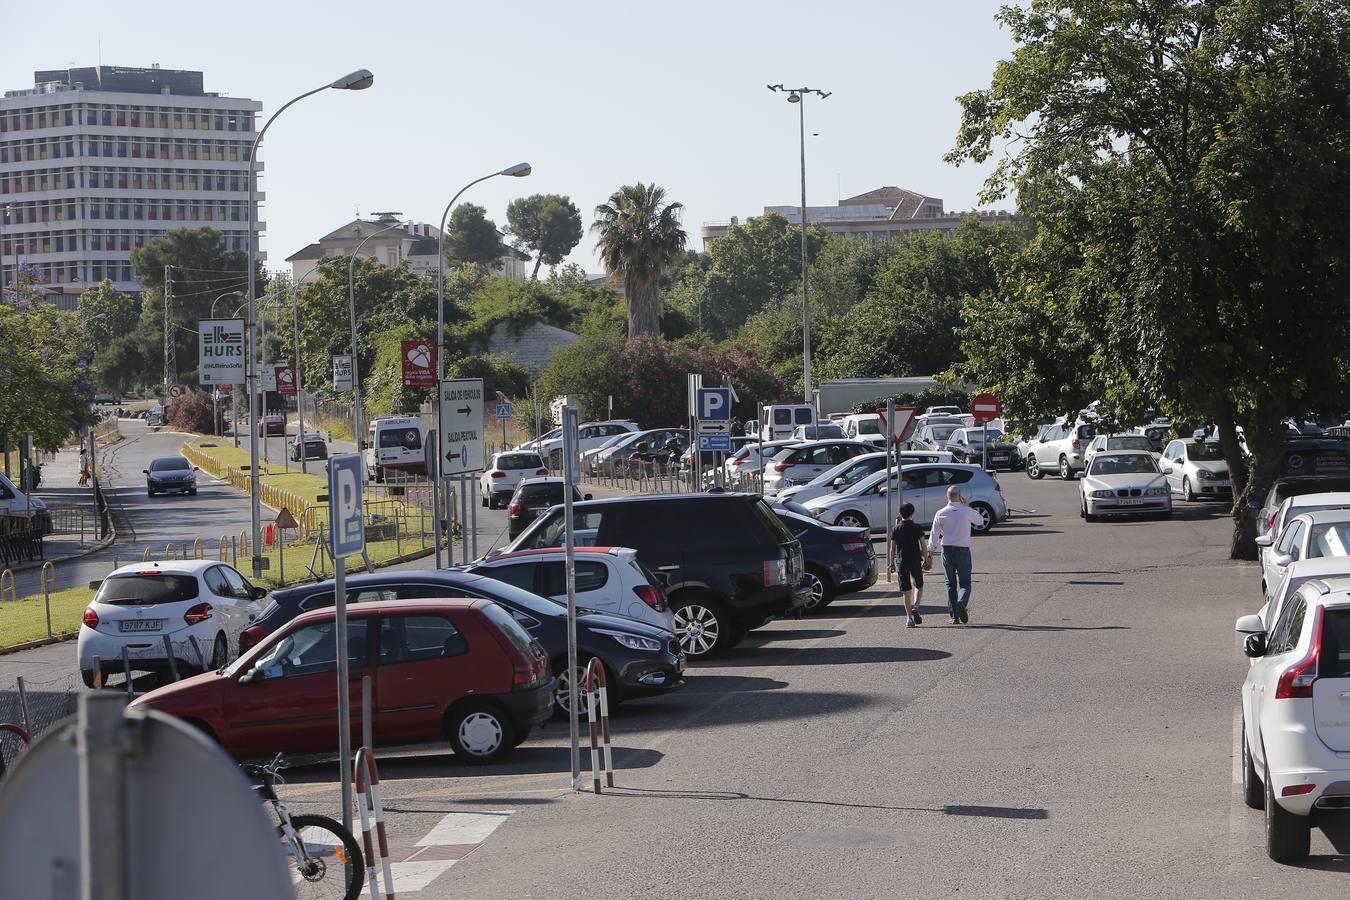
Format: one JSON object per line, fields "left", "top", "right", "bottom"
{"left": 498, "top": 493, "right": 808, "bottom": 659}
{"left": 508, "top": 478, "right": 588, "bottom": 540}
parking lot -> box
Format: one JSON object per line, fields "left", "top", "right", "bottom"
{"left": 251, "top": 470, "right": 1348, "bottom": 898}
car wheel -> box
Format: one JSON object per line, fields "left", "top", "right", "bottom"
{"left": 671, "top": 594, "right": 731, "bottom": 659}
{"left": 1081, "top": 499, "right": 1098, "bottom": 523}
{"left": 969, "top": 502, "right": 995, "bottom": 534}
{"left": 447, "top": 701, "right": 514, "bottom": 764}
{"left": 147, "top": 488, "right": 156, "bottom": 497}
{"left": 1241, "top": 721, "right": 1264, "bottom": 810}
{"left": 1264, "top": 759, "right": 1310, "bottom": 862}
{"left": 833, "top": 511, "right": 868, "bottom": 530}
{"left": 1183, "top": 476, "right": 1196, "bottom": 502}
{"left": 1026, "top": 455, "right": 1044, "bottom": 480}
{"left": 209, "top": 633, "right": 228, "bottom": 671}
{"left": 188, "top": 488, "right": 197, "bottom": 496}
{"left": 81, "top": 665, "right": 99, "bottom": 689}
{"left": 802, "top": 567, "right": 835, "bottom": 612}
{"left": 512, "top": 726, "right": 532, "bottom": 748}
{"left": 1059, "top": 456, "right": 1074, "bottom": 480}
{"left": 552, "top": 660, "right": 596, "bottom": 718}
{"left": 481, "top": 494, "right": 488, "bottom": 508}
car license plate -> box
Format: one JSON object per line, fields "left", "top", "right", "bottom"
{"left": 1118, "top": 499, "right": 1145, "bottom": 506}
{"left": 118, "top": 619, "right": 164, "bottom": 632}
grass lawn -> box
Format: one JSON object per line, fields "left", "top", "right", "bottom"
{"left": 0, "top": 585, "right": 99, "bottom": 649}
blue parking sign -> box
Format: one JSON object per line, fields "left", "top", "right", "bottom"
{"left": 698, "top": 434, "right": 732, "bottom": 452}
{"left": 327, "top": 454, "right": 365, "bottom": 558}
{"left": 697, "top": 387, "right": 731, "bottom": 421}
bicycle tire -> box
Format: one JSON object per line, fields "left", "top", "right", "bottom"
{"left": 279, "top": 813, "right": 364, "bottom": 900}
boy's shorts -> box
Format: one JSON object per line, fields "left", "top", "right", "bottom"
{"left": 898, "top": 557, "right": 924, "bottom": 592}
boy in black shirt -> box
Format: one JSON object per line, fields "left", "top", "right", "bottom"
{"left": 888, "top": 502, "right": 929, "bottom": 627}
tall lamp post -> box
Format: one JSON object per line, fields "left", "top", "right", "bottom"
{"left": 347, "top": 215, "right": 406, "bottom": 468}
{"left": 243, "top": 68, "right": 373, "bottom": 581}
{"left": 433, "top": 163, "right": 531, "bottom": 566}
{"left": 766, "top": 84, "right": 830, "bottom": 404}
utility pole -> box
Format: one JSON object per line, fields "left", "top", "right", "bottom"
{"left": 162, "top": 265, "right": 175, "bottom": 402}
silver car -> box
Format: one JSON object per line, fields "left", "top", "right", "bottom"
{"left": 762, "top": 440, "right": 873, "bottom": 494}
{"left": 803, "top": 463, "right": 1009, "bottom": 534}
{"left": 1160, "top": 439, "right": 1230, "bottom": 501}
{"left": 1077, "top": 450, "right": 1171, "bottom": 521}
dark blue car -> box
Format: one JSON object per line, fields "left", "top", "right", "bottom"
{"left": 766, "top": 500, "right": 876, "bottom": 612}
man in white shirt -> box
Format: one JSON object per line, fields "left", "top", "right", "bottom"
{"left": 927, "top": 485, "right": 985, "bottom": 624}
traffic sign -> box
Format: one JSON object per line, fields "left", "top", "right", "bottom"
{"left": 495, "top": 402, "right": 513, "bottom": 420}
{"left": 697, "top": 387, "right": 732, "bottom": 421}
{"left": 168, "top": 384, "right": 187, "bottom": 398}
{"left": 972, "top": 392, "right": 1002, "bottom": 424}
{"left": 697, "top": 420, "right": 730, "bottom": 435}
{"left": 439, "top": 378, "right": 484, "bottom": 475}
{"left": 698, "top": 434, "right": 732, "bottom": 452}
{"left": 332, "top": 355, "right": 354, "bottom": 391}
{"left": 326, "top": 454, "right": 365, "bottom": 558}
{"left": 876, "top": 406, "right": 918, "bottom": 443}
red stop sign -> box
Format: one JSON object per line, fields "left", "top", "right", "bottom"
{"left": 972, "top": 392, "right": 1001, "bottom": 424}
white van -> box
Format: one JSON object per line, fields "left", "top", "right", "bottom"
{"left": 0, "top": 471, "right": 51, "bottom": 532}
{"left": 761, "top": 404, "right": 816, "bottom": 441}
{"left": 840, "top": 413, "right": 886, "bottom": 447}
{"left": 364, "top": 416, "right": 427, "bottom": 481}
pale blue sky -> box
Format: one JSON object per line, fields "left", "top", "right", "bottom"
{"left": 4, "top": 0, "right": 1016, "bottom": 273}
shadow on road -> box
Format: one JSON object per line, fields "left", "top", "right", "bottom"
{"left": 280, "top": 744, "right": 665, "bottom": 783}
{"left": 602, "top": 785, "right": 1049, "bottom": 820}
{"left": 676, "top": 675, "right": 790, "bottom": 694}
{"left": 741, "top": 628, "right": 847, "bottom": 642}
{"left": 614, "top": 690, "right": 882, "bottom": 732}
{"left": 708, "top": 646, "right": 951, "bottom": 667}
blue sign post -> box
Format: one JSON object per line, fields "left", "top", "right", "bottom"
{"left": 697, "top": 387, "right": 732, "bottom": 422}
{"left": 495, "top": 402, "right": 513, "bottom": 419}
{"left": 698, "top": 434, "right": 732, "bottom": 452}
{"left": 326, "top": 452, "right": 363, "bottom": 833}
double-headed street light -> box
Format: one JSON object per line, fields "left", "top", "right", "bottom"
{"left": 244, "top": 68, "right": 373, "bottom": 581}
{"left": 767, "top": 83, "right": 830, "bottom": 404}
{"left": 433, "top": 162, "right": 531, "bottom": 567}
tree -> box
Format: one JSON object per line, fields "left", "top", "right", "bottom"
{"left": 166, "top": 390, "right": 217, "bottom": 434}
{"left": 78, "top": 280, "right": 138, "bottom": 347}
{"left": 592, "top": 183, "right": 688, "bottom": 338}
{"left": 695, "top": 214, "right": 825, "bottom": 338}
{"left": 445, "top": 203, "right": 503, "bottom": 269}
{"left": 505, "top": 194, "right": 584, "bottom": 279}
{"left": 949, "top": 0, "right": 1350, "bottom": 558}
{"left": 807, "top": 235, "right": 896, "bottom": 318}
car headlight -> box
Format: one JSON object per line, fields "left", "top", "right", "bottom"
{"left": 1145, "top": 486, "right": 1168, "bottom": 496}
{"left": 1195, "top": 469, "right": 1216, "bottom": 480}
{"left": 1089, "top": 490, "right": 1114, "bottom": 498}
{"left": 595, "top": 629, "right": 661, "bottom": 652}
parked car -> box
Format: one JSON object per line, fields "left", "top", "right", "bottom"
{"left": 536, "top": 421, "right": 640, "bottom": 458}
{"left": 78, "top": 560, "right": 266, "bottom": 688}
{"left": 288, "top": 431, "right": 328, "bottom": 462}
{"left": 132, "top": 599, "right": 554, "bottom": 764}
{"left": 1077, "top": 450, "right": 1172, "bottom": 521}
{"left": 479, "top": 451, "right": 548, "bottom": 509}
{"left": 721, "top": 439, "right": 799, "bottom": 483}
{"left": 803, "top": 464, "right": 1008, "bottom": 535}
{"left": 760, "top": 404, "right": 816, "bottom": 440}
{"left": 0, "top": 470, "right": 52, "bottom": 532}
{"left": 593, "top": 428, "right": 687, "bottom": 476}
{"left": 242, "top": 571, "right": 682, "bottom": 717}
{"left": 911, "top": 422, "right": 962, "bottom": 452}
{"left": 1013, "top": 424, "right": 1055, "bottom": 470}
{"left": 500, "top": 493, "right": 808, "bottom": 659}
{"left": 144, "top": 456, "right": 198, "bottom": 497}
{"left": 468, "top": 546, "right": 674, "bottom": 631}
{"left": 256, "top": 414, "right": 286, "bottom": 437}
{"left": 1084, "top": 433, "right": 1157, "bottom": 470}
{"left": 1259, "top": 478, "right": 1350, "bottom": 541}
{"left": 1234, "top": 584, "right": 1350, "bottom": 862}
{"left": 840, "top": 413, "right": 887, "bottom": 448}
{"left": 1275, "top": 436, "right": 1350, "bottom": 480}
{"left": 685, "top": 436, "right": 754, "bottom": 476}
{"left": 1257, "top": 559, "right": 1350, "bottom": 633}
{"left": 507, "top": 477, "right": 588, "bottom": 540}
{"left": 1261, "top": 491, "right": 1350, "bottom": 553}
{"left": 1256, "top": 509, "right": 1350, "bottom": 599}
{"left": 583, "top": 434, "right": 633, "bottom": 474}
{"left": 364, "top": 415, "right": 427, "bottom": 481}
{"left": 771, "top": 507, "right": 875, "bottom": 612}
{"left": 944, "top": 428, "right": 1012, "bottom": 469}
{"left": 778, "top": 451, "right": 952, "bottom": 505}
{"left": 1160, "top": 439, "right": 1230, "bottom": 501}
{"left": 762, "top": 440, "right": 873, "bottom": 494}
{"left": 1023, "top": 420, "right": 1097, "bottom": 480}
{"left": 1128, "top": 423, "right": 1173, "bottom": 454}
{"left": 924, "top": 406, "right": 963, "bottom": 417}
{"left": 791, "top": 423, "right": 845, "bottom": 441}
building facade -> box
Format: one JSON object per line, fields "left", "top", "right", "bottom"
{"left": 700, "top": 186, "right": 1013, "bottom": 249}
{"left": 0, "top": 65, "right": 261, "bottom": 298}
{"left": 287, "top": 216, "right": 531, "bottom": 284}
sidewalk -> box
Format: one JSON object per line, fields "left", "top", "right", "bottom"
{"left": 6, "top": 446, "right": 105, "bottom": 584}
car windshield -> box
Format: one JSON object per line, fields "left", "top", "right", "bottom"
{"left": 1107, "top": 436, "right": 1154, "bottom": 451}
{"left": 1090, "top": 454, "right": 1158, "bottom": 476}
{"left": 497, "top": 453, "right": 543, "bottom": 470}
{"left": 1308, "top": 523, "right": 1350, "bottom": 558}
{"left": 799, "top": 424, "right": 844, "bottom": 439}
{"left": 1186, "top": 442, "right": 1225, "bottom": 461}
{"left": 149, "top": 457, "right": 189, "bottom": 472}
{"left": 929, "top": 425, "right": 958, "bottom": 441}
{"left": 855, "top": 420, "right": 882, "bottom": 434}
{"left": 965, "top": 431, "right": 1004, "bottom": 446}
{"left": 96, "top": 573, "right": 199, "bottom": 605}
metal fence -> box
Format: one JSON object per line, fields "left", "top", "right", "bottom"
{"left": 0, "top": 673, "right": 78, "bottom": 774}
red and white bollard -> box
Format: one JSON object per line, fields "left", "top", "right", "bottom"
{"left": 354, "top": 747, "right": 396, "bottom": 899}
{"left": 584, "top": 658, "right": 614, "bottom": 794}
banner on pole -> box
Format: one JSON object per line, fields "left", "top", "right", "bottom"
{"left": 400, "top": 339, "right": 437, "bottom": 388}
{"left": 332, "top": 355, "right": 354, "bottom": 391}
{"left": 198, "top": 319, "right": 246, "bottom": 385}
{"left": 274, "top": 365, "right": 297, "bottom": 397}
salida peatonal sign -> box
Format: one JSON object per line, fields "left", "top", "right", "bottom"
{"left": 198, "top": 319, "right": 246, "bottom": 385}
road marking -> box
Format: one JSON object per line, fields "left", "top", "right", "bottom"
{"left": 359, "top": 860, "right": 458, "bottom": 895}
{"left": 1231, "top": 708, "right": 1243, "bottom": 785}
{"left": 416, "top": 810, "right": 512, "bottom": 846}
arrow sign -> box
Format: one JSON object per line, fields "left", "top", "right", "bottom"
{"left": 439, "top": 378, "right": 484, "bottom": 476}
{"left": 457, "top": 405, "right": 471, "bottom": 416}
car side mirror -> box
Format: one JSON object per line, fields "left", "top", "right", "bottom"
{"left": 1273, "top": 553, "right": 1294, "bottom": 568}
{"left": 1235, "top": 614, "right": 1265, "bottom": 635}
{"left": 192, "top": 466, "right": 200, "bottom": 471}
{"left": 1243, "top": 633, "right": 1267, "bottom": 658}
{"left": 1255, "top": 534, "right": 1274, "bottom": 547}
{"left": 1160, "top": 464, "right": 1172, "bottom": 474}
{"left": 238, "top": 668, "right": 263, "bottom": 684}
{"left": 251, "top": 586, "right": 268, "bottom": 600}
{"left": 142, "top": 469, "right": 149, "bottom": 474}
{"left": 832, "top": 476, "right": 846, "bottom": 487}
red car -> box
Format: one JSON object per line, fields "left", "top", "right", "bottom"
{"left": 129, "top": 599, "right": 554, "bottom": 764}
{"left": 257, "top": 414, "right": 286, "bottom": 436}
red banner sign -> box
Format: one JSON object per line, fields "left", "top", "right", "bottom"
{"left": 401, "top": 339, "right": 437, "bottom": 388}
{"left": 274, "top": 365, "right": 297, "bottom": 397}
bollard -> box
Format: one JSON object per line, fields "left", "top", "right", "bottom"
{"left": 278, "top": 527, "right": 285, "bottom": 586}
{"left": 192, "top": 537, "right": 204, "bottom": 560}
{"left": 0, "top": 568, "right": 14, "bottom": 603}
{"left": 142, "top": 546, "right": 153, "bottom": 562}
{"left": 91, "top": 655, "right": 102, "bottom": 689}
{"left": 239, "top": 530, "right": 249, "bottom": 559}
{"left": 15, "top": 675, "right": 32, "bottom": 734}
{"left": 231, "top": 535, "right": 237, "bottom": 567}
{"left": 120, "top": 647, "right": 134, "bottom": 699}
{"left": 218, "top": 535, "right": 229, "bottom": 562}
{"left": 165, "top": 543, "right": 178, "bottom": 560}
{"left": 162, "top": 635, "right": 180, "bottom": 682}
{"left": 41, "top": 561, "right": 56, "bottom": 636}
{"left": 584, "top": 658, "right": 615, "bottom": 793}
{"left": 354, "top": 748, "right": 396, "bottom": 899}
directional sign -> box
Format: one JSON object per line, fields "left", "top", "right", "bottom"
{"left": 327, "top": 454, "right": 365, "bottom": 558}
{"left": 198, "top": 318, "right": 245, "bottom": 385}
{"left": 697, "top": 420, "right": 730, "bottom": 435}
{"left": 698, "top": 434, "right": 732, "bottom": 452}
{"left": 332, "top": 355, "right": 354, "bottom": 391}
{"left": 440, "top": 378, "right": 484, "bottom": 476}
{"left": 972, "top": 392, "right": 1002, "bottom": 425}
{"left": 876, "top": 406, "right": 918, "bottom": 444}
{"left": 697, "top": 387, "right": 732, "bottom": 422}
{"left": 495, "top": 402, "right": 513, "bottom": 420}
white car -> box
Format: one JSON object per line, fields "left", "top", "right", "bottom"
{"left": 1083, "top": 433, "right": 1157, "bottom": 470}
{"left": 1258, "top": 559, "right": 1350, "bottom": 632}
{"left": 1025, "top": 420, "right": 1097, "bottom": 480}
{"left": 777, "top": 450, "right": 953, "bottom": 505}
{"left": 1159, "top": 439, "right": 1230, "bottom": 501}
{"left": 536, "top": 421, "right": 639, "bottom": 458}
{"left": 803, "top": 463, "right": 1008, "bottom": 534}
{"left": 77, "top": 560, "right": 266, "bottom": 688}
{"left": 721, "top": 439, "right": 799, "bottom": 484}
{"left": 0, "top": 470, "right": 51, "bottom": 532}
{"left": 479, "top": 451, "right": 548, "bottom": 509}
{"left": 1256, "top": 509, "right": 1350, "bottom": 597}
{"left": 840, "top": 413, "right": 887, "bottom": 447}
{"left": 910, "top": 421, "right": 962, "bottom": 452}
{"left": 1235, "top": 583, "right": 1350, "bottom": 862}
{"left": 1077, "top": 450, "right": 1172, "bottom": 521}
{"left": 762, "top": 440, "right": 872, "bottom": 494}
{"left": 1262, "top": 491, "right": 1350, "bottom": 548}
{"left": 467, "top": 546, "right": 675, "bottom": 632}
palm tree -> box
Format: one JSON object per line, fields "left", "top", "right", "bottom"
{"left": 591, "top": 183, "right": 687, "bottom": 338}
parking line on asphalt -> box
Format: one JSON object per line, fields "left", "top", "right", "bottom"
{"left": 417, "top": 810, "right": 513, "bottom": 845}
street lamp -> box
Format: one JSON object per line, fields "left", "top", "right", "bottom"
{"left": 210, "top": 290, "right": 243, "bottom": 318}
{"left": 347, "top": 215, "right": 407, "bottom": 467}
{"left": 767, "top": 83, "right": 830, "bottom": 404}
{"left": 433, "top": 162, "right": 531, "bottom": 566}
{"left": 243, "top": 68, "right": 373, "bottom": 582}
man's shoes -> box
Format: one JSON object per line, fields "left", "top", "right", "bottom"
{"left": 912, "top": 611, "right": 922, "bottom": 625}
{"left": 906, "top": 618, "right": 916, "bottom": 628}
{"left": 959, "top": 605, "right": 969, "bottom": 624}
{"left": 950, "top": 615, "right": 960, "bottom": 625}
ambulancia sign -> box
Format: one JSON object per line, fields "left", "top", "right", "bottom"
{"left": 198, "top": 319, "right": 246, "bottom": 385}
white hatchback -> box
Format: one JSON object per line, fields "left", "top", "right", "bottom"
{"left": 1257, "top": 509, "right": 1350, "bottom": 599}
{"left": 1235, "top": 584, "right": 1350, "bottom": 862}
{"left": 479, "top": 451, "right": 548, "bottom": 509}
{"left": 77, "top": 560, "right": 266, "bottom": 688}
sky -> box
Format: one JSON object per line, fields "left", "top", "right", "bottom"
{"left": 3, "top": 0, "right": 1017, "bottom": 275}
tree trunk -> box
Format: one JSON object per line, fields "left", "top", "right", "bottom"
{"left": 1227, "top": 399, "right": 1283, "bottom": 561}
{"left": 626, "top": 276, "right": 662, "bottom": 339}
{"left": 531, "top": 255, "right": 543, "bottom": 280}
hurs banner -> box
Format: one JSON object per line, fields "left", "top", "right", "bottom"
{"left": 198, "top": 319, "right": 246, "bottom": 384}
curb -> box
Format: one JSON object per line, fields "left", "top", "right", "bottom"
{"left": 0, "top": 632, "right": 77, "bottom": 657}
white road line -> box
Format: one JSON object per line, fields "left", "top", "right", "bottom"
{"left": 359, "top": 860, "right": 458, "bottom": 895}
{"left": 1232, "top": 708, "right": 1243, "bottom": 785}
{"left": 416, "top": 810, "right": 514, "bottom": 847}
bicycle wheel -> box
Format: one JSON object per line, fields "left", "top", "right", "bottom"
{"left": 279, "top": 813, "right": 364, "bottom": 900}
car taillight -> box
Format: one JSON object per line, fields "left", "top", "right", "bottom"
{"left": 508, "top": 501, "right": 522, "bottom": 516}
{"left": 239, "top": 624, "right": 267, "bottom": 652}
{"left": 634, "top": 584, "right": 666, "bottom": 612}
{"left": 536, "top": 468, "right": 549, "bottom": 475}
{"left": 511, "top": 646, "right": 546, "bottom": 689}
{"left": 490, "top": 471, "right": 505, "bottom": 479}
{"left": 1266, "top": 511, "right": 1277, "bottom": 531}
{"left": 731, "top": 458, "right": 743, "bottom": 467}
{"left": 763, "top": 558, "right": 788, "bottom": 586}
{"left": 82, "top": 607, "right": 99, "bottom": 629}
{"left": 1071, "top": 438, "right": 1081, "bottom": 448}
{"left": 1275, "top": 606, "right": 1323, "bottom": 699}
{"left": 773, "top": 463, "right": 789, "bottom": 473}
{"left": 839, "top": 536, "right": 868, "bottom": 553}
{"left": 183, "top": 603, "right": 213, "bottom": 625}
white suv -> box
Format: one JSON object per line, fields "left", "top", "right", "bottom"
{"left": 1236, "top": 583, "right": 1350, "bottom": 862}
{"left": 1024, "top": 421, "right": 1097, "bottom": 480}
